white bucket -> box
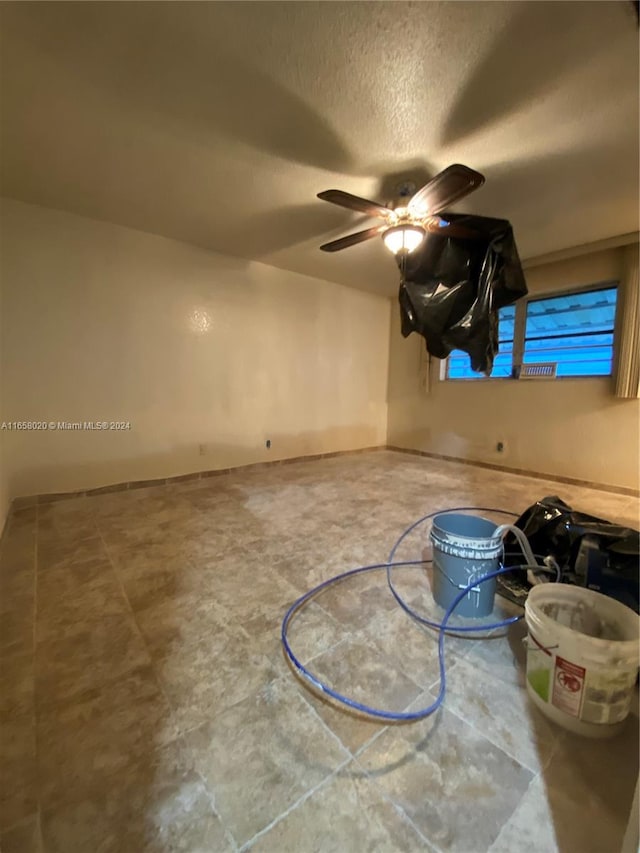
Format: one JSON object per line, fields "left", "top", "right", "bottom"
{"left": 524, "top": 584, "right": 639, "bottom": 738}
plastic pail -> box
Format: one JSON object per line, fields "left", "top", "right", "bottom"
{"left": 430, "top": 513, "right": 502, "bottom": 618}
{"left": 524, "top": 584, "right": 639, "bottom": 738}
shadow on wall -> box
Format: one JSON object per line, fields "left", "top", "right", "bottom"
{"left": 8, "top": 425, "right": 385, "bottom": 501}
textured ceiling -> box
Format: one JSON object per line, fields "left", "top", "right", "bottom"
{"left": 1, "top": 1, "right": 638, "bottom": 296}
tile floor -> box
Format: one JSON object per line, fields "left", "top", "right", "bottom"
{"left": 0, "top": 450, "right": 638, "bottom": 852}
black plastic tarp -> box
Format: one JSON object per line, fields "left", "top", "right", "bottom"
{"left": 397, "top": 213, "right": 527, "bottom": 374}
{"left": 500, "top": 496, "right": 640, "bottom": 612}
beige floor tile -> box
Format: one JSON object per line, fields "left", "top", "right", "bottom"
{"left": 462, "top": 618, "right": 529, "bottom": 687}
{"left": 357, "top": 700, "right": 533, "bottom": 852}
{"left": 152, "top": 623, "right": 278, "bottom": 732}
{"left": 175, "top": 526, "right": 250, "bottom": 563}
{"left": 0, "top": 568, "right": 34, "bottom": 613}
{"left": 541, "top": 714, "right": 639, "bottom": 834}
{"left": 250, "top": 600, "right": 343, "bottom": 667}
{"left": 0, "top": 449, "right": 632, "bottom": 852}
{"left": 429, "top": 654, "right": 561, "bottom": 773}
{"left": 37, "top": 536, "right": 108, "bottom": 572}
{"left": 0, "top": 597, "right": 34, "bottom": 658}
{"left": 356, "top": 605, "right": 463, "bottom": 690}
{"left": 41, "top": 739, "right": 233, "bottom": 853}
{"left": 270, "top": 547, "right": 344, "bottom": 593}
{"left": 248, "top": 764, "right": 432, "bottom": 852}
{"left": 185, "top": 677, "right": 349, "bottom": 846}
{"left": 36, "top": 573, "right": 130, "bottom": 644}
{"left": 0, "top": 652, "right": 34, "bottom": 719}
{"left": 204, "top": 560, "right": 299, "bottom": 627}
{"left": 0, "top": 715, "right": 37, "bottom": 830}
{"left": 35, "top": 554, "right": 113, "bottom": 600}
{"left": 37, "top": 665, "right": 180, "bottom": 811}
{"left": 308, "top": 569, "right": 400, "bottom": 632}
{"left": 290, "top": 682, "right": 391, "bottom": 760}
{"left": 98, "top": 519, "right": 181, "bottom": 552}
{"left": 35, "top": 613, "right": 152, "bottom": 707}
{"left": 134, "top": 587, "right": 230, "bottom": 653}
{"left": 0, "top": 543, "right": 35, "bottom": 579}
{"left": 112, "top": 547, "right": 198, "bottom": 612}
{"left": 0, "top": 814, "right": 42, "bottom": 853}
{"left": 488, "top": 774, "right": 628, "bottom": 853}
{"left": 38, "top": 515, "right": 99, "bottom": 545}
{"left": 1, "top": 525, "right": 37, "bottom": 553}
{"left": 4, "top": 506, "right": 38, "bottom": 528}
{"left": 296, "top": 632, "right": 423, "bottom": 754}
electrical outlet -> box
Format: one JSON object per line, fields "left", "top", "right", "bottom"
{"left": 496, "top": 441, "right": 505, "bottom": 453}
{"left": 198, "top": 443, "right": 206, "bottom": 456}
{"left": 265, "top": 439, "right": 271, "bottom": 449}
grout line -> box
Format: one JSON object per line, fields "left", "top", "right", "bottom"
{"left": 276, "top": 670, "right": 355, "bottom": 759}
{"left": 96, "top": 524, "right": 249, "bottom": 851}
{"left": 32, "top": 503, "right": 42, "bottom": 847}
{"left": 348, "top": 754, "right": 439, "bottom": 852}
{"left": 96, "top": 523, "right": 248, "bottom": 850}
{"left": 95, "top": 524, "right": 183, "bottom": 736}
{"left": 238, "top": 756, "right": 352, "bottom": 852}
{"left": 195, "top": 770, "right": 240, "bottom": 853}
{"left": 486, "top": 771, "right": 542, "bottom": 853}
{"left": 433, "top": 687, "right": 543, "bottom": 776}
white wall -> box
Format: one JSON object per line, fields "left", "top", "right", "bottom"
{"left": 388, "top": 247, "right": 640, "bottom": 491}
{"left": 0, "top": 199, "right": 390, "bottom": 498}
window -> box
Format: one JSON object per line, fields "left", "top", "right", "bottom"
{"left": 523, "top": 287, "right": 617, "bottom": 378}
{"left": 446, "top": 305, "right": 515, "bottom": 379}
{"left": 445, "top": 284, "right": 618, "bottom": 381}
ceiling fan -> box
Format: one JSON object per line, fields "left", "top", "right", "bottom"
{"left": 317, "top": 163, "right": 485, "bottom": 255}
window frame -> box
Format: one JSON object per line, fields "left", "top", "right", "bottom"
{"left": 442, "top": 280, "right": 619, "bottom": 382}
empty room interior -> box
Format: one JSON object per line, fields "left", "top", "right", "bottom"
{"left": 1, "top": 2, "right": 640, "bottom": 852}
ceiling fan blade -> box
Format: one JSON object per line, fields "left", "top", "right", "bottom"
{"left": 409, "top": 164, "right": 485, "bottom": 216}
{"left": 320, "top": 226, "right": 386, "bottom": 252}
{"left": 317, "top": 189, "right": 391, "bottom": 220}
{"left": 425, "top": 217, "right": 479, "bottom": 240}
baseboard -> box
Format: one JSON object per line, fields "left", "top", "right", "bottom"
{"left": 10, "top": 445, "right": 388, "bottom": 509}
{"left": 386, "top": 445, "right": 640, "bottom": 498}
{"left": 7, "top": 442, "right": 638, "bottom": 513}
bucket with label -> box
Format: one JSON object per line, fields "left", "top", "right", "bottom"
{"left": 524, "top": 584, "right": 639, "bottom": 738}
{"left": 430, "top": 513, "right": 504, "bottom": 617}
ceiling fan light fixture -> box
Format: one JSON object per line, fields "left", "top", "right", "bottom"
{"left": 383, "top": 224, "right": 425, "bottom": 255}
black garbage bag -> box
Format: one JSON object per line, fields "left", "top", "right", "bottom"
{"left": 398, "top": 213, "right": 527, "bottom": 374}
{"left": 499, "top": 496, "right": 640, "bottom": 612}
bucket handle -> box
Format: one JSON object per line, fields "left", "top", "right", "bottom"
{"left": 522, "top": 637, "right": 559, "bottom": 654}
{"left": 432, "top": 560, "right": 483, "bottom": 596}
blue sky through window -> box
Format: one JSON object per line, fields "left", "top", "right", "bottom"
{"left": 523, "top": 287, "right": 617, "bottom": 377}
{"left": 447, "top": 305, "right": 515, "bottom": 379}
{"left": 446, "top": 286, "right": 617, "bottom": 380}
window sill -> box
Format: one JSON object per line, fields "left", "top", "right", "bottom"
{"left": 443, "top": 375, "right": 613, "bottom": 383}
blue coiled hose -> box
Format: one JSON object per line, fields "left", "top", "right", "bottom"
{"left": 281, "top": 505, "right": 557, "bottom": 722}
